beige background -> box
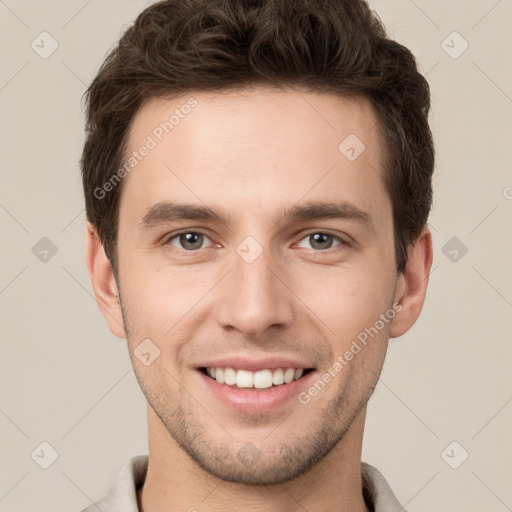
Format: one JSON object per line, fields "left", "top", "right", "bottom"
{"left": 1, "top": 0, "right": 511, "bottom": 510}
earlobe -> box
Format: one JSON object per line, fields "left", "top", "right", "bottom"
{"left": 85, "top": 222, "right": 127, "bottom": 339}
{"left": 389, "top": 226, "right": 433, "bottom": 339}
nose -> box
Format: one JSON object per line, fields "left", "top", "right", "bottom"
{"left": 215, "top": 243, "right": 295, "bottom": 337}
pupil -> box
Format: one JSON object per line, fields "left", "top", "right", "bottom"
{"left": 311, "top": 233, "right": 331, "bottom": 250}
{"left": 181, "top": 233, "right": 202, "bottom": 250}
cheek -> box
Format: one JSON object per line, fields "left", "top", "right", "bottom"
{"left": 120, "top": 260, "right": 217, "bottom": 341}
{"left": 297, "top": 264, "right": 394, "bottom": 344}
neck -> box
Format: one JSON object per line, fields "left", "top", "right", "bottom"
{"left": 139, "top": 405, "right": 371, "bottom": 512}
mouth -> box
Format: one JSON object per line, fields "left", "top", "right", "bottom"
{"left": 199, "top": 366, "right": 315, "bottom": 390}
{"left": 196, "top": 362, "right": 319, "bottom": 414}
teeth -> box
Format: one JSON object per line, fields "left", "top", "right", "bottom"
{"left": 205, "top": 367, "right": 307, "bottom": 389}
{"left": 215, "top": 367, "right": 224, "bottom": 384}
{"left": 272, "top": 368, "right": 284, "bottom": 385}
{"left": 284, "top": 368, "right": 295, "bottom": 383}
{"left": 224, "top": 367, "right": 236, "bottom": 386}
{"left": 236, "top": 369, "right": 254, "bottom": 388}
{"left": 253, "top": 369, "right": 273, "bottom": 389}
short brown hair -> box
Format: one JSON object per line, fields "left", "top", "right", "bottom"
{"left": 81, "top": 0, "right": 434, "bottom": 276}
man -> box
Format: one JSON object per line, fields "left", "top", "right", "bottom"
{"left": 81, "top": 0, "right": 434, "bottom": 510}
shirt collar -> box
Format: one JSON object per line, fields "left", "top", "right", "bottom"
{"left": 83, "top": 455, "right": 406, "bottom": 512}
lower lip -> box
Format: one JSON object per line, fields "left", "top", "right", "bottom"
{"left": 197, "top": 369, "right": 317, "bottom": 414}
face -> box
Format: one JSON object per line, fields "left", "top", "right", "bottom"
{"left": 114, "top": 87, "right": 402, "bottom": 484}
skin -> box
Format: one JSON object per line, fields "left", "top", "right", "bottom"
{"left": 86, "top": 86, "right": 432, "bottom": 512}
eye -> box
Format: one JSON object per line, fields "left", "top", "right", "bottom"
{"left": 163, "top": 230, "right": 348, "bottom": 253}
{"left": 296, "top": 231, "right": 346, "bottom": 251}
{"left": 165, "top": 231, "right": 213, "bottom": 251}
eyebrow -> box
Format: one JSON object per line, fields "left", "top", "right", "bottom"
{"left": 139, "top": 200, "right": 375, "bottom": 233}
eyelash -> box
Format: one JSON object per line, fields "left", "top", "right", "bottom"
{"left": 163, "top": 229, "right": 349, "bottom": 254}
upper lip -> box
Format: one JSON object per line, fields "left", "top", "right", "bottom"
{"left": 196, "top": 355, "right": 316, "bottom": 372}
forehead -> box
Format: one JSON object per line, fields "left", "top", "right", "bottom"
{"left": 120, "top": 86, "right": 389, "bottom": 224}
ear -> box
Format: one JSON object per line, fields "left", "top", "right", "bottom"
{"left": 389, "top": 225, "right": 433, "bottom": 338}
{"left": 85, "top": 222, "right": 127, "bottom": 339}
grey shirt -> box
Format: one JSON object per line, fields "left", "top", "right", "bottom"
{"left": 81, "top": 455, "right": 406, "bottom": 512}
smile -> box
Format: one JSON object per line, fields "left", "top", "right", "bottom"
{"left": 200, "top": 367, "right": 313, "bottom": 390}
